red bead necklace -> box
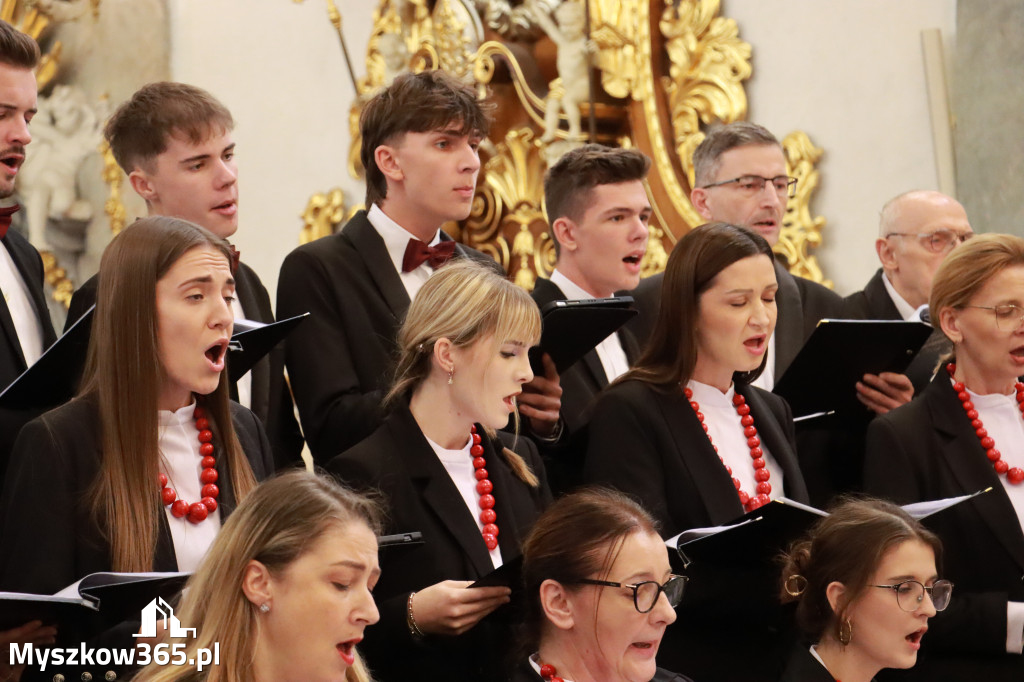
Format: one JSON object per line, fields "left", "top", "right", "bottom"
{"left": 470, "top": 425, "right": 500, "bottom": 550}
{"left": 538, "top": 662, "right": 563, "bottom": 682}
{"left": 685, "top": 387, "right": 772, "bottom": 512}
{"left": 158, "top": 406, "right": 220, "bottom": 524}
{"left": 947, "top": 363, "right": 1024, "bottom": 484}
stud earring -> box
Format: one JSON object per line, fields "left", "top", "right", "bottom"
{"left": 259, "top": 602, "right": 271, "bottom": 614}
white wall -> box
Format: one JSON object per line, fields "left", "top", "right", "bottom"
{"left": 169, "top": 0, "right": 957, "bottom": 301}
{"left": 723, "top": 0, "right": 957, "bottom": 295}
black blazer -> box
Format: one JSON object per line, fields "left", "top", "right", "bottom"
{"left": 584, "top": 379, "right": 808, "bottom": 536}
{"left": 510, "top": 658, "right": 693, "bottom": 682}
{"left": 0, "top": 395, "right": 275, "bottom": 595}
{"left": 0, "top": 229, "right": 57, "bottom": 484}
{"left": 777, "top": 646, "right": 845, "bottom": 682}
{"left": 326, "top": 403, "right": 551, "bottom": 682}
{"left": 628, "top": 263, "right": 843, "bottom": 380}
{"left": 864, "top": 375, "right": 1024, "bottom": 681}
{"left": 278, "top": 210, "right": 503, "bottom": 463}
{"left": 841, "top": 268, "right": 949, "bottom": 394}
{"left": 65, "top": 262, "right": 303, "bottom": 469}
{"left": 530, "top": 277, "right": 640, "bottom": 492}
{"left": 583, "top": 378, "right": 808, "bottom": 682}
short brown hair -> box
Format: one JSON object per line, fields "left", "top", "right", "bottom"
{"left": 692, "top": 121, "right": 780, "bottom": 187}
{"left": 520, "top": 488, "right": 660, "bottom": 653}
{"left": 780, "top": 497, "right": 942, "bottom": 644}
{"left": 359, "top": 69, "right": 493, "bottom": 207}
{"left": 104, "top": 81, "right": 234, "bottom": 174}
{"left": 0, "top": 20, "right": 39, "bottom": 70}
{"left": 543, "top": 144, "right": 650, "bottom": 255}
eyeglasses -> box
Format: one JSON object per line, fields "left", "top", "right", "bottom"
{"left": 573, "top": 575, "right": 688, "bottom": 613}
{"left": 700, "top": 175, "right": 798, "bottom": 199}
{"left": 965, "top": 304, "right": 1024, "bottom": 331}
{"left": 885, "top": 229, "right": 973, "bottom": 254}
{"left": 869, "top": 579, "right": 953, "bottom": 612}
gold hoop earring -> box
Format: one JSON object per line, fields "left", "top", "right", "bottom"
{"left": 784, "top": 574, "right": 807, "bottom": 597}
{"left": 838, "top": 618, "right": 853, "bottom": 646}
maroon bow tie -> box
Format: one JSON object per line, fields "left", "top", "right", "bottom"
{"left": 228, "top": 244, "right": 240, "bottom": 275}
{"left": 402, "top": 239, "right": 456, "bottom": 273}
{"left": 0, "top": 204, "right": 21, "bottom": 239}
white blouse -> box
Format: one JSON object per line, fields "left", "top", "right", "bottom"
{"left": 425, "top": 432, "right": 504, "bottom": 569}
{"left": 686, "top": 380, "right": 785, "bottom": 503}
{"left": 157, "top": 403, "right": 222, "bottom": 572}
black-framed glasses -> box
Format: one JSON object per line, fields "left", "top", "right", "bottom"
{"left": 885, "top": 229, "right": 973, "bottom": 254}
{"left": 700, "top": 174, "right": 797, "bottom": 199}
{"left": 964, "top": 304, "right": 1024, "bottom": 331}
{"left": 573, "top": 575, "right": 688, "bottom": 613}
{"left": 869, "top": 579, "right": 953, "bottom": 612}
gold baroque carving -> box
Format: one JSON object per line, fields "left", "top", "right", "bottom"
{"left": 300, "top": 187, "right": 353, "bottom": 244}
{"left": 779, "top": 131, "right": 830, "bottom": 286}
{"left": 464, "top": 127, "right": 546, "bottom": 289}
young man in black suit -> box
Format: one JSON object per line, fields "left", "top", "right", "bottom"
{"left": 842, "top": 190, "right": 972, "bottom": 393}
{"left": 0, "top": 21, "right": 57, "bottom": 485}
{"left": 532, "top": 144, "right": 651, "bottom": 491}
{"left": 278, "top": 70, "right": 562, "bottom": 463}
{"left": 65, "top": 82, "right": 303, "bottom": 468}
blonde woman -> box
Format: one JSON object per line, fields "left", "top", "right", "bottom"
{"left": 133, "top": 470, "right": 380, "bottom": 682}
{"left": 328, "top": 260, "right": 552, "bottom": 682}
{"left": 865, "top": 233, "right": 1024, "bottom": 680}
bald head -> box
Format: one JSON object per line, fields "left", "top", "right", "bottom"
{"left": 876, "top": 190, "right": 973, "bottom": 309}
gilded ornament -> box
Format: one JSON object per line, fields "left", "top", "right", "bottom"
{"left": 300, "top": 188, "right": 353, "bottom": 244}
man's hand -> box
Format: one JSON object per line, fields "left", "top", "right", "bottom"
{"left": 518, "top": 353, "right": 562, "bottom": 438}
{"left": 856, "top": 372, "right": 914, "bottom": 415}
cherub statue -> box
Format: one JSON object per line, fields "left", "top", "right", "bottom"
{"left": 16, "top": 85, "right": 104, "bottom": 248}
{"left": 526, "top": 0, "right": 595, "bottom": 143}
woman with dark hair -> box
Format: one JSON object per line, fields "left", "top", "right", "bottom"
{"left": 584, "top": 222, "right": 809, "bottom": 681}
{"left": 0, "top": 217, "right": 273, "bottom": 667}
{"left": 779, "top": 497, "right": 948, "bottom": 682}
{"left": 327, "top": 260, "right": 551, "bottom": 682}
{"left": 133, "top": 470, "right": 381, "bottom": 682}
{"left": 515, "top": 488, "right": 692, "bottom": 682}
{"left": 864, "top": 233, "right": 1024, "bottom": 680}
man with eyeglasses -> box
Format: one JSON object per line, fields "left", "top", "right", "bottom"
{"left": 632, "top": 122, "right": 844, "bottom": 394}
{"left": 843, "top": 190, "right": 973, "bottom": 394}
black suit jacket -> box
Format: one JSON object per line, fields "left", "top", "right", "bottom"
{"left": 583, "top": 379, "right": 808, "bottom": 682}
{"left": 629, "top": 263, "right": 843, "bottom": 381}
{"left": 864, "top": 375, "right": 1024, "bottom": 681}
{"left": 530, "top": 277, "right": 640, "bottom": 492}
{"left": 0, "top": 396, "right": 274, "bottom": 595}
{"left": 0, "top": 229, "right": 57, "bottom": 484}
{"left": 66, "top": 262, "right": 303, "bottom": 469}
{"left": 778, "top": 646, "right": 844, "bottom": 682}
{"left": 326, "top": 403, "right": 551, "bottom": 682}
{"left": 278, "top": 210, "right": 503, "bottom": 463}
{"left": 841, "top": 268, "right": 949, "bottom": 393}
{"left": 510, "top": 658, "right": 693, "bottom": 682}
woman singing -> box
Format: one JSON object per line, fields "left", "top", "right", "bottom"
{"left": 865, "top": 233, "right": 1024, "bottom": 681}
{"left": 327, "top": 260, "right": 550, "bottom": 681}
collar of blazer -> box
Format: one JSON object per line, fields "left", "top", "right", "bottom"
{"left": 925, "top": 375, "right": 1024, "bottom": 571}
{"left": 385, "top": 403, "right": 523, "bottom": 577}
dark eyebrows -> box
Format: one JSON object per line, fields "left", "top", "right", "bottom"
{"left": 179, "top": 152, "right": 211, "bottom": 166}
{"left": 178, "top": 275, "right": 235, "bottom": 289}
{"left": 0, "top": 103, "right": 34, "bottom": 116}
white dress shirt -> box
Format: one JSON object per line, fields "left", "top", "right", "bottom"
{"left": 367, "top": 203, "right": 442, "bottom": 302}
{"left": 549, "top": 269, "right": 630, "bottom": 383}
{"left": 686, "top": 379, "right": 785, "bottom": 501}
{"left": 0, "top": 239, "right": 44, "bottom": 366}
{"left": 881, "top": 271, "right": 919, "bottom": 321}
{"left": 426, "top": 432, "right": 503, "bottom": 569}
{"left": 158, "top": 402, "right": 222, "bottom": 572}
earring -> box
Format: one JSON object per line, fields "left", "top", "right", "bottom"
{"left": 448, "top": 367, "right": 454, "bottom": 385}
{"left": 259, "top": 602, "right": 271, "bottom": 614}
{"left": 783, "top": 574, "right": 807, "bottom": 597}
{"left": 838, "top": 618, "right": 853, "bottom": 646}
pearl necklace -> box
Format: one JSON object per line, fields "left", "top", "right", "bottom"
{"left": 159, "top": 406, "right": 220, "bottom": 524}
{"left": 685, "top": 387, "right": 772, "bottom": 512}
{"left": 947, "top": 363, "right": 1024, "bottom": 484}
{"left": 470, "top": 425, "right": 500, "bottom": 550}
